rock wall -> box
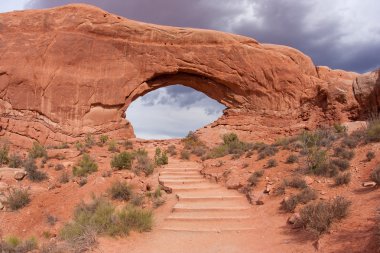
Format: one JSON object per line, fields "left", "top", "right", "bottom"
{"left": 0, "top": 4, "right": 360, "bottom": 145}
{"left": 353, "top": 68, "right": 380, "bottom": 116}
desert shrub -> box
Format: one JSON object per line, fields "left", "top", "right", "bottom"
{"left": 297, "top": 187, "right": 318, "bottom": 204}
{"left": 55, "top": 163, "right": 65, "bottom": 171}
{"left": 367, "top": 151, "right": 375, "bottom": 161}
{"left": 281, "top": 195, "right": 299, "bottom": 212}
{"left": 366, "top": 119, "right": 380, "bottom": 142}
{"left": 191, "top": 146, "right": 206, "bottom": 157}
{"left": 248, "top": 170, "right": 264, "bottom": 187}
{"left": 47, "top": 215, "right": 58, "bottom": 226}
{"left": 306, "top": 149, "right": 330, "bottom": 176}
{"left": 342, "top": 134, "right": 361, "bottom": 148}
{"left": 299, "top": 129, "right": 337, "bottom": 149}
{"left": 180, "top": 150, "right": 190, "bottom": 160}
{"left": 284, "top": 176, "right": 307, "bottom": 189}
{"left": 166, "top": 145, "right": 177, "bottom": 156}
{"left": 73, "top": 154, "right": 98, "bottom": 177}
{"left": 299, "top": 196, "right": 351, "bottom": 235}
{"left": 286, "top": 154, "right": 298, "bottom": 164}
{"left": 28, "top": 142, "right": 47, "bottom": 159}
{"left": 274, "top": 184, "right": 286, "bottom": 196}
{"left": 111, "top": 152, "right": 133, "bottom": 170}
{"left": 59, "top": 171, "right": 70, "bottom": 184}
{"left": 370, "top": 166, "right": 380, "bottom": 184}
{"left": 108, "top": 181, "right": 132, "bottom": 201}
{"left": 267, "top": 159, "right": 278, "bottom": 168}
{"left": 55, "top": 142, "right": 69, "bottom": 149}
{"left": 333, "top": 147, "right": 354, "bottom": 160}
{"left": 24, "top": 158, "right": 48, "bottom": 182}
{"left": 0, "top": 143, "right": 9, "bottom": 165}
{"left": 134, "top": 150, "right": 155, "bottom": 176}
{"left": 333, "top": 124, "right": 347, "bottom": 133}
{"left": 84, "top": 134, "right": 95, "bottom": 148}
{"left": 154, "top": 148, "right": 168, "bottom": 166}
{"left": 8, "top": 153, "right": 23, "bottom": 168}
{"left": 130, "top": 194, "right": 144, "bottom": 207}
{"left": 123, "top": 140, "right": 133, "bottom": 149}
{"left": 1, "top": 236, "right": 38, "bottom": 253}
{"left": 108, "top": 140, "right": 119, "bottom": 153}
{"left": 334, "top": 172, "right": 351, "bottom": 186}
{"left": 207, "top": 145, "right": 228, "bottom": 159}
{"left": 99, "top": 135, "right": 109, "bottom": 146}
{"left": 257, "top": 145, "right": 278, "bottom": 160}
{"left": 330, "top": 158, "right": 350, "bottom": 171}
{"left": 273, "top": 136, "right": 298, "bottom": 149}
{"left": 75, "top": 141, "right": 87, "bottom": 154}
{"left": 206, "top": 133, "right": 252, "bottom": 159}
{"left": 60, "top": 197, "right": 152, "bottom": 243}
{"left": 6, "top": 188, "right": 31, "bottom": 210}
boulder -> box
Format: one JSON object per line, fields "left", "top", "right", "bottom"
{"left": 226, "top": 177, "right": 243, "bottom": 190}
{"left": 362, "top": 181, "right": 377, "bottom": 187}
{"left": 353, "top": 68, "right": 380, "bottom": 113}
{"left": 14, "top": 171, "right": 27, "bottom": 181}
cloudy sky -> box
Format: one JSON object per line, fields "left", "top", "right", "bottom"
{"left": 1, "top": 1, "right": 379, "bottom": 139}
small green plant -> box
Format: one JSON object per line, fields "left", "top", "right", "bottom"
{"left": 28, "top": 142, "right": 47, "bottom": 159}
{"left": 99, "top": 135, "right": 109, "bottom": 145}
{"left": 297, "top": 187, "right": 318, "bottom": 204}
{"left": 2, "top": 236, "right": 38, "bottom": 252}
{"left": 8, "top": 153, "right": 23, "bottom": 168}
{"left": 134, "top": 150, "right": 155, "bottom": 176}
{"left": 59, "top": 171, "right": 70, "bottom": 184}
{"left": 78, "top": 177, "right": 88, "bottom": 187}
{"left": 257, "top": 145, "right": 278, "bottom": 160}
{"left": 108, "top": 180, "right": 132, "bottom": 201}
{"left": 366, "top": 151, "right": 375, "bottom": 161}
{"left": 24, "top": 158, "right": 48, "bottom": 182}
{"left": 55, "top": 163, "right": 65, "bottom": 171}
{"left": 73, "top": 154, "right": 98, "bottom": 177}
{"left": 333, "top": 124, "right": 347, "bottom": 133}
{"left": 123, "top": 140, "right": 133, "bottom": 149}
{"left": 75, "top": 141, "right": 87, "bottom": 154}
{"left": 334, "top": 172, "right": 351, "bottom": 186}
{"left": 366, "top": 119, "right": 380, "bottom": 142}
{"left": 286, "top": 154, "right": 298, "bottom": 164}
{"left": 180, "top": 150, "right": 190, "bottom": 160}
{"left": 0, "top": 143, "right": 9, "bottom": 165}
{"left": 47, "top": 215, "right": 58, "bottom": 226}
{"left": 267, "top": 159, "right": 278, "bottom": 168}
{"left": 306, "top": 149, "right": 330, "bottom": 176}
{"left": 330, "top": 158, "right": 350, "bottom": 171}
{"left": 248, "top": 170, "right": 264, "bottom": 187}
{"left": 166, "top": 145, "right": 177, "bottom": 156}
{"left": 111, "top": 152, "right": 133, "bottom": 170}
{"left": 370, "top": 166, "right": 380, "bottom": 184}
{"left": 154, "top": 148, "right": 168, "bottom": 166}
{"left": 108, "top": 140, "right": 119, "bottom": 153}
{"left": 333, "top": 147, "right": 354, "bottom": 160}
{"left": 84, "top": 134, "right": 95, "bottom": 148}
{"left": 6, "top": 188, "right": 31, "bottom": 210}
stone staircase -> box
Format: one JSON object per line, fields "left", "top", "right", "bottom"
{"left": 158, "top": 161, "right": 254, "bottom": 232}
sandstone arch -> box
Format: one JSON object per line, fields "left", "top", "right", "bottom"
{"left": 0, "top": 4, "right": 359, "bottom": 146}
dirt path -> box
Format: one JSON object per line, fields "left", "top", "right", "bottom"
{"left": 96, "top": 159, "right": 314, "bottom": 253}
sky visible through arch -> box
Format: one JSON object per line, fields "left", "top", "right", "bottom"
{"left": 1, "top": 1, "right": 379, "bottom": 138}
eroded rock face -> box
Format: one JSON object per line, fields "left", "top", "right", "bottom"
{"left": 353, "top": 69, "right": 380, "bottom": 114}
{"left": 0, "top": 4, "right": 360, "bottom": 145}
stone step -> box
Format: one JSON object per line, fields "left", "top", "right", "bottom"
{"left": 177, "top": 194, "right": 245, "bottom": 202}
{"left": 159, "top": 179, "right": 205, "bottom": 184}
{"left": 158, "top": 175, "right": 204, "bottom": 179}
{"left": 165, "top": 215, "right": 251, "bottom": 221}
{"left": 173, "top": 205, "right": 250, "bottom": 212}
{"left": 159, "top": 171, "right": 201, "bottom": 176}
{"left": 159, "top": 227, "right": 256, "bottom": 232}
{"left": 165, "top": 184, "right": 221, "bottom": 192}
{"left": 163, "top": 168, "right": 201, "bottom": 173}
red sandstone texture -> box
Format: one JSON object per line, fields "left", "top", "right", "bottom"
{"left": 0, "top": 4, "right": 368, "bottom": 147}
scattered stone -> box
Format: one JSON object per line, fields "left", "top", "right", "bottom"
{"left": 14, "top": 170, "right": 27, "bottom": 181}
{"left": 256, "top": 195, "right": 264, "bottom": 205}
{"left": 363, "top": 181, "right": 377, "bottom": 187}
{"left": 123, "top": 171, "right": 135, "bottom": 180}
{"left": 320, "top": 191, "right": 326, "bottom": 195}
{"left": 304, "top": 176, "right": 314, "bottom": 185}
{"left": 287, "top": 213, "right": 302, "bottom": 228}
{"left": 264, "top": 185, "right": 272, "bottom": 194}
{"left": 226, "top": 177, "right": 242, "bottom": 190}
{"left": 159, "top": 183, "right": 172, "bottom": 194}
{"left": 0, "top": 202, "right": 4, "bottom": 210}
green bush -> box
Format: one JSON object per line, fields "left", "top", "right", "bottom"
{"left": 84, "top": 134, "right": 95, "bottom": 148}
{"left": 154, "top": 148, "right": 168, "bottom": 166}
{"left": 99, "top": 135, "right": 109, "bottom": 145}
{"left": 73, "top": 154, "right": 98, "bottom": 177}
{"left": 334, "top": 172, "right": 351, "bottom": 186}
{"left": 123, "top": 140, "right": 133, "bottom": 149}
{"left": 108, "top": 140, "right": 119, "bottom": 153}
{"left": 135, "top": 150, "right": 155, "bottom": 176}
{"left": 299, "top": 196, "right": 351, "bottom": 235}
{"left": 333, "top": 124, "right": 347, "bottom": 133}
{"left": 281, "top": 195, "right": 299, "bottom": 212}
{"left": 370, "top": 166, "right": 380, "bottom": 184}
{"left": 60, "top": 197, "right": 152, "bottom": 243}
{"left": 59, "top": 171, "right": 70, "bottom": 184}
{"left": 248, "top": 170, "right": 264, "bottom": 187}
{"left": 75, "top": 141, "right": 87, "bottom": 154}
{"left": 330, "top": 158, "right": 350, "bottom": 171}
{"left": 306, "top": 149, "right": 330, "bottom": 176}
{"left": 0, "top": 143, "right": 9, "bottom": 165}
{"left": 108, "top": 180, "right": 132, "bottom": 201}
{"left": 297, "top": 187, "right": 318, "bottom": 204}
{"left": 55, "top": 163, "right": 65, "bottom": 171}
{"left": 1, "top": 236, "right": 37, "bottom": 253}
{"left": 257, "top": 145, "right": 278, "bottom": 160}
{"left": 366, "top": 151, "right": 375, "bottom": 161}
{"left": 180, "top": 150, "right": 190, "bottom": 160}
{"left": 333, "top": 147, "right": 354, "bottom": 160}
{"left": 8, "top": 153, "right": 23, "bottom": 168}
{"left": 166, "top": 145, "right": 177, "bottom": 156}
{"left": 111, "top": 152, "right": 133, "bottom": 170}
{"left": 28, "top": 142, "right": 47, "bottom": 159}
{"left": 286, "top": 154, "right": 298, "bottom": 164}
{"left": 6, "top": 188, "right": 31, "bottom": 210}
{"left": 342, "top": 134, "right": 361, "bottom": 148}
{"left": 24, "top": 158, "right": 48, "bottom": 182}
{"left": 366, "top": 120, "right": 380, "bottom": 142}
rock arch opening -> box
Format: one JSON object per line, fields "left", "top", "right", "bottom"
{"left": 126, "top": 84, "right": 226, "bottom": 139}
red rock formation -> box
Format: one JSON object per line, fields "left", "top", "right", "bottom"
{"left": 353, "top": 68, "right": 380, "bottom": 115}
{"left": 0, "top": 4, "right": 360, "bottom": 145}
